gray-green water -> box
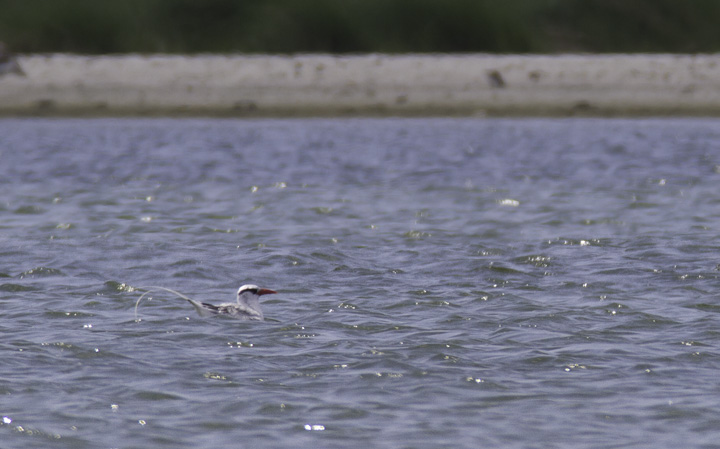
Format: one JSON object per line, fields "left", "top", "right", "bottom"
{"left": 2, "top": 118, "right": 720, "bottom": 448}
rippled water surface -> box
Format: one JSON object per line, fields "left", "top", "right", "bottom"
{"left": 2, "top": 118, "right": 720, "bottom": 448}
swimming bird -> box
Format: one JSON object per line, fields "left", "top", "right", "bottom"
{"left": 135, "top": 284, "right": 277, "bottom": 321}
{"left": 0, "top": 42, "right": 25, "bottom": 77}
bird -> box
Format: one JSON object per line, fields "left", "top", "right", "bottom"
{"left": 487, "top": 69, "right": 505, "bottom": 88}
{"left": 0, "top": 42, "right": 25, "bottom": 77}
{"left": 134, "top": 284, "right": 277, "bottom": 321}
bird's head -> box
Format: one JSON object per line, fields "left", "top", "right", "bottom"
{"left": 237, "top": 284, "right": 277, "bottom": 300}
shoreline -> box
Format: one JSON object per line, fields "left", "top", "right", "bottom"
{"left": 2, "top": 54, "right": 720, "bottom": 117}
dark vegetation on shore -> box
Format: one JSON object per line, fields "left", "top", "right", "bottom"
{"left": 1, "top": 0, "right": 719, "bottom": 54}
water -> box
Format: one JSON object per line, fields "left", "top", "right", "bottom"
{"left": 2, "top": 117, "right": 720, "bottom": 448}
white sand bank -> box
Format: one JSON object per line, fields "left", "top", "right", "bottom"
{"left": 1, "top": 54, "right": 720, "bottom": 116}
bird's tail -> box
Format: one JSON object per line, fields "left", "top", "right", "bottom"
{"left": 134, "top": 286, "right": 207, "bottom": 321}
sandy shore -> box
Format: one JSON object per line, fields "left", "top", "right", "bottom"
{"left": 1, "top": 54, "right": 720, "bottom": 116}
